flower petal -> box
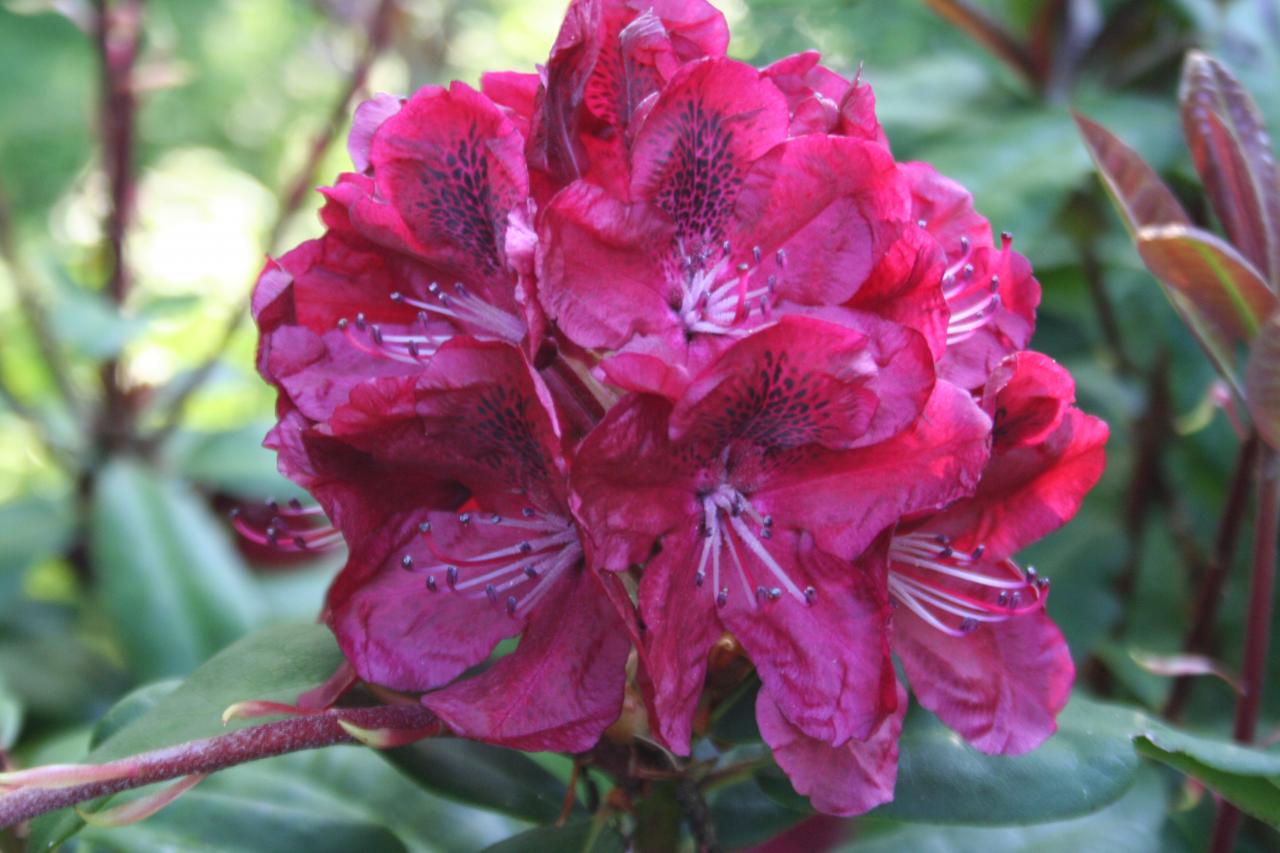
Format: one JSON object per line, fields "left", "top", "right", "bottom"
{"left": 421, "top": 568, "right": 630, "bottom": 752}
{"left": 722, "top": 537, "right": 896, "bottom": 745}
{"left": 758, "top": 379, "right": 991, "bottom": 559}
{"left": 894, "top": 605, "right": 1074, "bottom": 755}
{"left": 670, "top": 315, "right": 933, "bottom": 452}
{"left": 757, "top": 678, "right": 907, "bottom": 817}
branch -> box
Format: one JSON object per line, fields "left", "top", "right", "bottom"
{"left": 1164, "top": 433, "right": 1258, "bottom": 720}
{"left": 675, "top": 776, "right": 720, "bottom": 853}
{"left": 143, "top": 0, "right": 398, "bottom": 448}
{"left": 0, "top": 704, "right": 438, "bottom": 828}
{"left": 1210, "top": 444, "right": 1280, "bottom": 852}
{"left": 922, "top": 0, "right": 1041, "bottom": 89}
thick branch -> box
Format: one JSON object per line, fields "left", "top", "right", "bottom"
{"left": 1164, "top": 433, "right": 1258, "bottom": 720}
{"left": 1209, "top": 445, "right": 1279, "bottom": 852}
{"left": 922, "top": 0, "right": 1040, "bottom": 89}
{"left": 145, "top": 0, "right": 397, "bottom": 447}
{"left": 0, "top": 704, "right": 436, "bottom": 828}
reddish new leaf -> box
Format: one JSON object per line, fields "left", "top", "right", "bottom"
{"left": 1180, "top": 51, "right": 1280, "bottom": 289}
{"left": 1245, "top": 309, "right": 1280, "bottom": 450}
{"left": 1136, "top": 225, "right": 1276, "bottom": 346}
{"left": 1074, "top": 111, "right": 1190, "bottom": 234}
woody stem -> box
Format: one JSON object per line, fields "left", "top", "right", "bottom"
{"left": 0, "top": 705, "right": 437, "bottom": 828}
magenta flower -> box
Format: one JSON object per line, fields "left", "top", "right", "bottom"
{"left": 763, "top": 351, "right": 1108, "bottom": 814}
{"left": 247, "top": 0, "right": 1107, "bottom": 813}
{"left": 573, "top": 317, "right": 991, "bottom": 751}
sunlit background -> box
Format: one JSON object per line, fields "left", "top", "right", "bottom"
{"left": 2, "top": 0, "right": 1279, "bottom": 849}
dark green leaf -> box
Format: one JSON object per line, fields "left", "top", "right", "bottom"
{"left": 710, "top": 775, "right": 812, "bottom": 850}
{"left": 843, "top": 767, "right": 1174, "bottom": 852}
{"left": 384, "top": 739, "right": 575, "bottom": 825}
{"left": 1135, "top": 739, "right": 1280, "bottom": 830}
{"left": 68, "top": 747, "right": 520, "bottom": 853}
{"left": 90, "top": 459, "right": 264, "bottom": 681}
{"left": 481, "top": 819, "right": 625, "bottom": 853}
{"left": 88, "top": 680, "right": 183, "bottom": 750}
{"left": 873, "top": 696, "right": 1140, "bottom": 824}
{"left": 27, "top": 623, "right": 345, "bottom": 850}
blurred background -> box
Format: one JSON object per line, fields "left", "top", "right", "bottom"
{"left": 1, "top": 0, "right": 1278, "bottom": 849}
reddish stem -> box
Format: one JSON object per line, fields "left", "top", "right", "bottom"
{"left": 1164, "top": 433, "right": 1258, "bottom": 720}
{"left": 0, "top": 704, "right": 437, "bottom": 828}
{"left": 1209, "top": 444, "right": 1279, "bottom": 852}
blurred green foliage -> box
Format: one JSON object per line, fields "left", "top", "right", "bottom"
{"left": 1, "top": 0, "right": 1280, "bottom": 849}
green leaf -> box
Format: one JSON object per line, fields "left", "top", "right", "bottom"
{"left": 168, "top": 422, "right": 303, "bottom": 500}
{"left": 1245, "top": 309, "right": 1280, "bottom": 450}
{"left": 0, "top": 494, "right": 73, "bottom": 618}
{"left": 90, "top": 459, "right": 264, "bottom": 681}
{"left": 481, "top": 819, "right": 625, "bottom": 853}
{"left": 1135, "top": 739, "right": 1280, "bottom": 830}
{"left": 50, "top": 287, "right": 146, "bottom": 359}
{"left": 88, "top": 680, "right": 183, "bottom": 749}
{"left": 842, "top": 766, "right": 1173, "bottom": 852}
{"left": 69, "top": 747, "right": 521, "bottom": 853}
{"left": 383, "top": 738, "right": 576, "bottom": 825}
{"left": 1180, "top": 50, "right": 1280, "bottom": 288}
{"left": 872, "top": 696, "right": 1140, "bottom": 824}
{"left": 711, "top": 774, "right": 812, "bottom": 849}
{"left": 27, "top": 623, "right": 345, "bottom": 850}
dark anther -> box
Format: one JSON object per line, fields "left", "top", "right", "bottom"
{"left": 370, "top": 325, "right": 383, "bottom": 345}
{"left": 390, "top": 291, "right": 403, "bottom": 302}
{"left": 756, "top": 585, "right": 767, "bottom": 600}
{"left": 490, "top": 513, "right": 502, "bottom": 524}
{"left": 524, "top": 566, "right": 539, "bottom": 578}
{"left": 716, "top": 589, "right": 728, "bottom": 607}
{"left": 959, "top": 236, "right": 970, "bottom": 252}
{"left": 695, "top": 570, "right": 705, "bottom": 587}
{"left": 1010, "top": 591, "right": 1022, "bottom": 608}
{"left": 768, "top": 587, "right": 782, "bottom": 601}
{"left": 934, "top": 533, "right": 949, "bottom": 544}
{"left": 485, "top": 584, "right": 498, "bottom": 605}
{"left": 752, "top": 245, "right": 762, "bottom": 263}
{"left": 1025, "top": 565, "right": 1038, "bottom": 581}
{"left": 447, "top": 566, "right": 459, "bottom": 588}
{"left": 959, "top": 617, "right": 977, "bottom": 633}
{"left": 972, "top": 544, "right": 985, "bottom": 559}
{"left": 760, "top": 528, "right": 772, "bottom": 540}
{"left": 400, "top": 555, "right": 414, "bottom": 570}
{"left": 762, "top": 515, "right": 773, "bottom": 527}
{"left": 939, "top": 546, "right": 954, "bottom": 558}
{"left": 426, "top": 575, "right": 438, "bottom": 592}
{"left": 990, "top": 275, "right": 1000, "bottom": 290}
{"left": 804, "top": 586, "right": 817, "bottom": 605}
{"left": 266, "top": 499, "right": 280, "bottom": 512}
{"left": 916, "top": 218, "right": 927, "bottom": 228}
{"left": 519, "top": 541, "right": 533, "bottom": 554}
{"left": 458, "top": 512, "right": 472, "bottom": 525}
{"left": 293, "top": 535, "right": 307, "bottom": 549}
{"left": 337, "top": 317, "right": 349, "bottom": 330}
{"left": 355, "top": 312, "right": 367, "bottom": 329}
{"left": 521, "top": 507, "right": 536, "bottom": 518}
{"left": 418, "top": 521, "right": 432, "bottom": 534}
{"left": 506, "top": 596, "right": 518, "bottom": 617}
{"left": 961, "top": 263, "right": 974, "bottom": 278}
{"left": 776, "top": 248, "right": 787, "bottom": 266}
{"left": 997, "top": 591, "right": 1009, "bottom": 607}
{"left": 288, "top": 498, "right": 303, "bottom": 511}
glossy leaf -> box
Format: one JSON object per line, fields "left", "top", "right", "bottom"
{"left": 842, "top": 767, "right": 1172, "bottom": 852}
{"left": 69, "top": 748, "right": 518, "bottom": 853}
{"left": 384, "top": 739, "right": 576, "bottom": 825}
{"left": 1135, "top": 739, "right": 1280, "bottom": 830}
{"left": 1180, "top": 50, "right": 1280, "bottom": 288}
{"left": 1245, "top": 309, "right": 1280, "bottom": 450}
{"left": 27, "top": 623, "right": 346, "bottom": 849}
{"left": 711, "top": 775, "right": 813, "bottom": 849}
{"left": 481, "top": 820, "right": 626, "bottom": 853}
{"left": 90, "top": 459, "right": 264, "bottom": 681}
{"left": 1135, "top": 224, "right": 1276, "bottom": 343}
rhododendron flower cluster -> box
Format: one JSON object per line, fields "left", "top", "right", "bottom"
{"left": 251, "top": 0, "right": 1107, "bottom": 815}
